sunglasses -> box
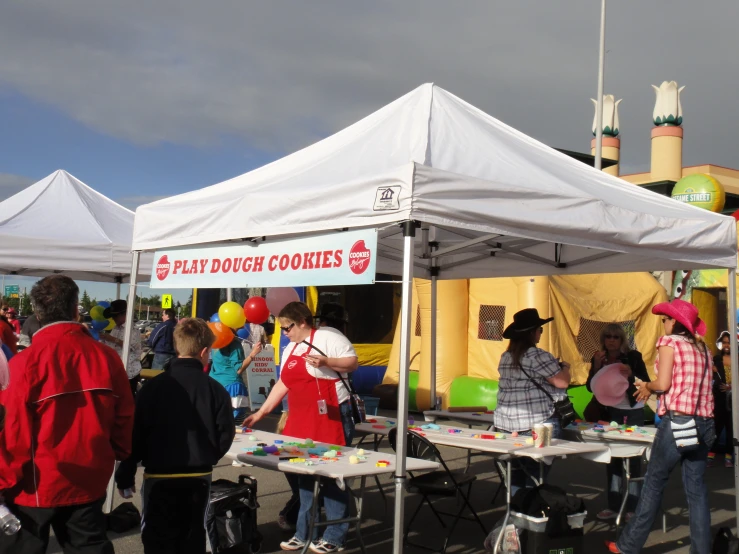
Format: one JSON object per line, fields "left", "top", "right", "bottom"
{"left": 280, "top": 323, "right": 295, "bottom": 333}
{"left": 604, "top": 334, "right": 620, "bottom": 340}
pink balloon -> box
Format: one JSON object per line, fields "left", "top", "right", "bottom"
{"left": 265, "top": 287, "right": 300, "bottom": 316}
{"left": 590, "top": 364, "right": 630, "bottom": 407}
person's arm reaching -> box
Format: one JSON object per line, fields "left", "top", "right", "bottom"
{"left": 243, "top": 379, "right": 289, "bottom": 428}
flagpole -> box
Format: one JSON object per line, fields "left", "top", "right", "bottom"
{"left": 594, "top": 0, "right": 606, "bottom": 171}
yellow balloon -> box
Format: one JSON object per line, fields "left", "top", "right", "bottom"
{"left": 90, "top": 306, "right": 106, "bottom": 321}
{"left": 105, "top": 318, "right": 115, "bottom": 331}
{"left": 218, "top": 301, "right": 246, "bottom": 329}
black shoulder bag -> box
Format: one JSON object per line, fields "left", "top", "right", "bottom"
{"left": 301, "top": 340, "right": 366, "bottom": 424}
{"left": 519, "top": 364, "right": 576, "bottom": 429}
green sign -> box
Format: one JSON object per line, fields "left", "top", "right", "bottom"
{"left": 4, "top": 285, "right": 19, "bottom": 299}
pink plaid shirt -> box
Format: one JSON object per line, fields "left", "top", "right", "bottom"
{"left": 655, "top": 335, "right": 714, "bottom": 417}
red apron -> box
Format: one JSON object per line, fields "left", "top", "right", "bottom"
{"left": 282, "top": 330, "right": 346, "bottom": 445}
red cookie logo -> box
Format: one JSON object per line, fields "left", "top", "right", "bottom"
{"left": 156, "top": 255, "right": 171, "bottom": 281}
{"left": 287, "top": 360, "right": 298, "bottom": 369}
{"left": 349, "top": 240, "right": 371, "bottom": 275}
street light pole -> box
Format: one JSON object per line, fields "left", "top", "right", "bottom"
{"left": 594, "top": 0, "right": 607, "bottom": 171}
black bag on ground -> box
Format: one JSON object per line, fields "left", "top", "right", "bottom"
{"left": 511, "top": 484, "right": 585, "bottom": 537}
{"left": 714, "top": 527, "right": 739, "bottom": 554}
{"left": 206, "top": 475, "right": 262, "bottom": 554}
{"left": 105, "top": 502, "right": 140, "bottom": 534}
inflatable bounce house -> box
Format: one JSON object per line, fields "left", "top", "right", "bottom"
{"left": 379, "top": 273, "right": 668, "bottom": 416}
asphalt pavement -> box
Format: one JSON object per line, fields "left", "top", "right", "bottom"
{"left": 43, "top": 410, "right": 737, "bottom": 553}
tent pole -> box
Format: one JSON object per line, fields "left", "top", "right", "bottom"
{"left": 227, "top": 288, "right": 233, "bottom": 302}
{"left": 429, "top": 240, "right": 439, "bottom": 410}
{"left": 104, "top": 250, "right": 140, "bottom": 514}
{"left": 728, "top": 268, "right": 739, "bottom": 527}
{"left": 393, "top": 221, "right": 415, "bottom": 554}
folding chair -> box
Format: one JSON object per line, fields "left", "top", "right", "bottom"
{"left": 388, "top": 428, "right": 488, "bottom": 553}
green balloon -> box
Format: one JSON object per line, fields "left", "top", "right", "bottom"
{"left": 90, "top": 305, "right": 106, "bottom": 321}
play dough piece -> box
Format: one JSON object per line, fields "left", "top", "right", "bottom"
{"left": 357, "top": 449, "right": 365, "bottom": 456}
{"left": 248, "top": 436, "right": 258, "bottom": 441}
{"left": 525, "top": 438, "right": 535, "bottom": 445}
{"left": 349, "top": 455, "right": 360, "bottom": 464}
{"left": 511, "top": 431, "right": 519, "bottom": 438}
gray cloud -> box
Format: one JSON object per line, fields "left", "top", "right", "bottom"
{"left": 0, "top": 1, "right": 737, "bottom": 175}
{"left": 0, "top": 173, "right": 34, "bottom": 200}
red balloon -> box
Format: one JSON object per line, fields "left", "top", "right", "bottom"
{"left": 244, "top": 297, "right": 270, "bottom": 325}
{"left": 208, "top": 321, "right": 233, "bottom": 350}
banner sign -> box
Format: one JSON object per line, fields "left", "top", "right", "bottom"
{"left": 149, "top": 229, "right": 377, "bottom": 289}
{"left": 244, "top": 344, "right": 277, "bottom": 410}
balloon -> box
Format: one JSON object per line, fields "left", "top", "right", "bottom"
{"left": 236, "top": 326, "right": 251, "bottom": 340}
{"left": 90, "top": 306, "right": 106, "bottom": 321}
{"left": 219, "top": 301, "right": 247, "bottom": 329}
{"left": 89, "top": 329, "right": 100, "bottom": 341}
{"left": 105, "top": 318, "right": 115, "bottom": 331}
{"left": 244, "top": 297, "right": 270, "bottom": 325}
{"left": 91, "top": 319, "right": 108, "bottom": 331}
{"left": 208, "top": 321, "right": 233, "bottom": 350}
{"left": 210, "top": 313, "right": 220, "bottom": 323}
{"left": 266, "top": 287, "right": 300, "bottom": 316}
{"left": 97, "top": 301, "right": 111, "bottom": 309}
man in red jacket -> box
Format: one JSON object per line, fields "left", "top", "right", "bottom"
{"left": 0, "top": 275, "right": 135, "bottom": 553}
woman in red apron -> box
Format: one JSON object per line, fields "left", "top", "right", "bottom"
{"left": 243, "top": 302, "right": 358, "bottom": 553}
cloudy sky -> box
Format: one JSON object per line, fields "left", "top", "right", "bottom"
{"left": 0, "top": 0, "right": 736, "bottom": 299}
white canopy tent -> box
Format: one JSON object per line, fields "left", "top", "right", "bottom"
{"left": 0, "top": 169, "right": 152, "bottom": 294}
{"left": 131, "top": 84, "right": 739, "bottom": 550}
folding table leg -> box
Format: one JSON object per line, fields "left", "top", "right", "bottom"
{"left": 493, "top": 460, "right": 512, "bottom": 554}
{"left": 301, "top": 478, "right": 322, "bottom": 554}
{"left": 615, "top": 458, "right": 631, "bottom": 532}
{"left": 353, "top": 476, "right": 368, "bottom": 554}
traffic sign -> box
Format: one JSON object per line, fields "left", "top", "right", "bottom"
{"left": 161, "top": 294, "right": 173, "bottom": 309}
{"left": 4, "top": 285, "right": 19, "bottom": 299}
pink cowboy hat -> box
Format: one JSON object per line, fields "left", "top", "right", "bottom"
{"left": 652, "top": 298, "right": 706, "bottom": 336}
{"left": 590, "top": 363, "right": 629, "bottom": 407}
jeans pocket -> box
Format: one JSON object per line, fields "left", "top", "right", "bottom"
{"left": 702, "top": 423, "right": 717, "bottom": 450}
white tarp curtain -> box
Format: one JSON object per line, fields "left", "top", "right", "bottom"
{"left": 0, "top": 170, "right": 152, "bottom": 283}
{"left": 133, "top": 83, "right": 737, "bottom": 275}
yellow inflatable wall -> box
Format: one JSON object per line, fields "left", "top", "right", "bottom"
{"left": 383, "top": 273, "right": 667, "bottom": 401}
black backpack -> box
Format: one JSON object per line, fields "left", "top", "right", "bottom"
{"left": 206, "top": 475, "right": 262, "bottom": 554}
{"left": 105, "top": 502, "right": 141, "bottom": 534}
{"left": 714, "top": 528, "right": 739, "bottom": 554}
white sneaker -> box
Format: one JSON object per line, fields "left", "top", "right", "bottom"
{"left": 280, "top": 536, "right": 307, "bottom": 551}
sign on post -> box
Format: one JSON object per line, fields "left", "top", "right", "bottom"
{"left": 244, "top": 344, "right": 277, "bottom": 411}
{"left": 149, "top": 228, "right": 377, "bottom": 289}
{"left": 161, "top": 294, "right": 173, "bottom": 309}
{"left": 4, "top": 285, "right": 19, "bottom": 299}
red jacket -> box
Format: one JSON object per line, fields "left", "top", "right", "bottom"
{"left": 0, "top": 322, "right": 134, "bottom": 507}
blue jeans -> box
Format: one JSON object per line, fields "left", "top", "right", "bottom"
{"left": 496, "top": 415, "right": 562, "bottom": 497}
{"left": 607, "top": 407, "right": 644, "bottom": 511}
{"left": 151, "top": 352, "right": 174, "bottom": 370}
{"left": 616, "top": 415, "right": 715, "bottom": 554}
{"left": 295, "top": 402, "right": 355, "bottom": 546}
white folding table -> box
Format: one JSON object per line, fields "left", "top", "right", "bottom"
{"left": 562, "top": 421, "right": 659, "bottom": 531}
{"left": 226, "top": 429, "right": 438, "bottom": 554}
{"left": 355, "top": 417, "right": 609, "bottom": 553}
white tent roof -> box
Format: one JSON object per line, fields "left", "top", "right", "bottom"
{"left": 133, "top": 84, "right": 737, "bottom": 277}
{"left": 0, "top": 170, "right": 152, "bottom": 283}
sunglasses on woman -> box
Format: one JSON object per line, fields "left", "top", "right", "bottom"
{"left": 280, "top": 323, "right": 295, "bottom": 333}
{"left": 603, "top": 334, "right": 620, "bottom": 340}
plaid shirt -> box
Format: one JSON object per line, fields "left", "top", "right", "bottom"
{"left": 656, "top": 335, "right": 714, "bottom": 417}
{"left": 494, "top": 347, "right": 567, "bottom": 432}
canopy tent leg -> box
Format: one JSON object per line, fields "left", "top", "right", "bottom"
{"left": 430, "top": 248, "right": 438, "bottom": 410}
{"left": 728, "top": 268, "right": 739, "bottom": 528}
{"left": 227, "top": 288, "right": 233, "bottom": 302}
{"left": 104, "top": 251, "right": 140, "bottom": 514}
{"left": 393, "top": 221, "right": 416, "bottom": 554}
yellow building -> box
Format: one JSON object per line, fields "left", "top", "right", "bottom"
{"left": 591, "top": 81, "right": 739, "bottom": 349}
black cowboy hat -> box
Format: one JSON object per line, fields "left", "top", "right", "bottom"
{"left": 502, "top": 308, "right": 554, "bottom": 339}
{"left": 103, "top": 300, "right": 127, "bottom": 319}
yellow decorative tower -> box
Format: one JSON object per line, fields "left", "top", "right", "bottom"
{"left": 650, "top": 81, "right": 685, "bottom": 182}
{"left": 591, "top": 94, "right": 622, "bottom": 176}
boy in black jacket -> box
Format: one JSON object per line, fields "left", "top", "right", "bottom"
{"left": 116, "top": 318, "right": 235, "bottom": 554}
